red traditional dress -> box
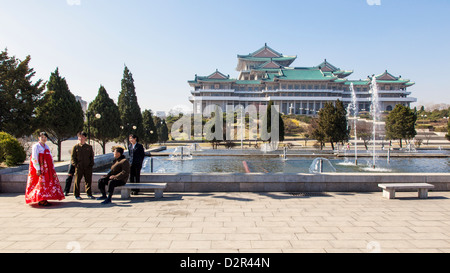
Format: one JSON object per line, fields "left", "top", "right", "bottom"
{"left": 25, "top": 142, "right": 65, "bottom": 204}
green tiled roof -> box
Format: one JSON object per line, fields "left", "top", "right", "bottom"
{"left": 376, "top": 79, "right": 411, "bottom": 84}
{"left": 274, "top": 68, "right": 337, "bottom": 81}
{"left": 189, "top": 48, "right": 415, "bottom": 89}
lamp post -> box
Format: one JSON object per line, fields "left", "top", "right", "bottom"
{"left": 421, "top": 114, "right": 427, "bottom": 125}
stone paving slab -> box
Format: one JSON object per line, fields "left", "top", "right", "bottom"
{"left": 0, "top": 191, "right": 450, "bottom": 253}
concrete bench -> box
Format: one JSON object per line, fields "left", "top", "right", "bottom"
{"left": 117, "top": 183, "right": 167, "bottom": 199}
{"left": 378, "top": 183, "right": 434, "bottom": 199}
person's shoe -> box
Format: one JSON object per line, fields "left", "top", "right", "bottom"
{"left": 96, "top": 195, "right": 107, "bottom": 200}
{"left": 38, "top": 201, "right": 52, "bottom": 206}
{"left": 87, "top": 195, "right": 96, "bottom": 199}
{"left": 64, "top": 192, "right": 69, "bottom": 196}
{"left": 101, "top": 198, "right": 111, "bottom": 204}
{"left": 75, "top": 196, "right": 82, "bottom": 200}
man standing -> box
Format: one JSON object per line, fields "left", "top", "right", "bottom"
{"left": 71, "top": 132, "right": 95, "bottom": 200}
{"left": 128, "top": 134, "right": 145, "bottom": 195}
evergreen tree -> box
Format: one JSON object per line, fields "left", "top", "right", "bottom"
{"left": 141, "top": 109, "right": 158, "bottom": 148}
{"left": 385, "top": 104, "right": 417, "bottom": 148}
{"left": 0, "top": 132, "right": 27, "bottom": 167}
{"left": 117, "top": 65, "right": 143, "bottom": 145}
{"left": 0, "top": 49, "right": 45, "bottom": 137}
{"left": 317, "top": 100, "right": 349, "bottom": 150}
{"left": 158, "top": 120, "right": 169, "bottom": 144}
{"left": 36, "top": 68, "right": 84, "bottom": 161}
{"left": 309, "top": 117, "right": 325, "bottom": 150}
{"left": 87, "top": 85, "right": 121, "bottom": 154}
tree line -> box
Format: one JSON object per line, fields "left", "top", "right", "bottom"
{"left": 0, "top": 49, "right": 168, "bottom": 163}
{"left": 305, "top": 101, "right": 422, "bottom": 149}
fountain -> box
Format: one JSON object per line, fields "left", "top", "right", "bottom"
{"left": 309, "top": 157, "right": 336, "bottom": 174}
{"left": 281, "top": 146, "right": 288, "bottom": 161}
{"left": 400, "top": 142, "right": 417, "bottom": 153}
{"left": 189, "top": 143, "right": 203, "bottom": 152}
{"left": 169, "top": 146, "right": 193, "bottom": 160}
{"left": 260, "top": 141, "right": 279, "bottom": 153}
{"left": 349, "top": 83, "right": 358, "bottom": 165}
{"left": 369, "top": 75, "right": 380, "bottom": 168}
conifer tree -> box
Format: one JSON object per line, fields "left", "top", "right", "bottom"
{"left": 385, "top": 104, "right": 417, "bottom": 147}
{"left": 158, "top": 120, "right": 169, "bottom": 144}
{"left": 141, "top": 109, "right": 158, "bottom": 148}
{"left": 87, "top": 85, "right": 121, "bottom": 154}
{"left": 36, "top": 68, "right": 84, "bottom": 161}
{"left": 317, "top": 100, "right": 349, "bottom": 150}
{"left": 117, "top": 65, "right": 143, "bottom": 145}
{"left": 0, "top": 49, "right": 45, "bottom": 137}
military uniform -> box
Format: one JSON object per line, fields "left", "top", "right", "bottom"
{"left": 71, "top": 143, "right": 94, "bottom": 198}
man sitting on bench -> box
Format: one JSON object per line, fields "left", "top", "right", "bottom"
{"left": 97, "top": 146, "right": 130, "bottom": 204}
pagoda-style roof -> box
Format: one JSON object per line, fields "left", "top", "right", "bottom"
{"left": 236, "top": 43, "right": 297, "bottom": 71}
{"left": 245, "top": 43, "right": 283, "bottom": 58}
{"left": 188, "top": 69, "right": 235, "bottom": 85}
{"left": 373, "top": 70, "right": 415, "bottom": 86}
{"left": 258, "top": 59, "right": 283, "bottom": 69}
{"left": 316, "top": 59, "right": 353, "bottom": 78}
{"left": 188, "top": 47, "right": 415, "bottom": 90}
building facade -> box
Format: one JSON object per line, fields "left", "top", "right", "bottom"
{"left": 188, "top": 44, "right": 416, "bottom": 115}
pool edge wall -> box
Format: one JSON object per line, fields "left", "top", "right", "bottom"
{"left": 1, "top": 172, "right": 450, "bottom": 194}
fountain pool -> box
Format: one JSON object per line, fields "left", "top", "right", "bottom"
{"left": 141, "top": 154, "right": 449, "bottom": 174}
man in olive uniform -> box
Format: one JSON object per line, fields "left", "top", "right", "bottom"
{"left": 71, "top": 132, "right": 95, "bottom": 200}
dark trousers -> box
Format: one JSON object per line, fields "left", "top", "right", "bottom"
{"left": 98, "top": 177, "right": 126, "bottom": 198}
{"left": 74, "top": 167, "right": 93, "bottom": 197}
{"left": 129, "top": 164, "right": 142, "bottom": 193}
{"left": 64, "top": 175, "right": 73, "bottom": 194}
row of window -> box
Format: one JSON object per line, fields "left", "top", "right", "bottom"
{"left": 196, "top": 84, "right": 406, "bottom": 92}
{"left": 197, "top": 92, "right": 406, "bottom": 98}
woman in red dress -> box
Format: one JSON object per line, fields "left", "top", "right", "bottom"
{"left": 25, "top": 132, "right": 65, "bottom": 206}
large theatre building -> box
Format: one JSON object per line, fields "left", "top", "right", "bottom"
{"left": 188, "top": 44, "right": 416, "bottom": 115}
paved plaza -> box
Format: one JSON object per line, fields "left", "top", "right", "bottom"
{"left": 0, "top": 191, "right": 450, "bottom": 253}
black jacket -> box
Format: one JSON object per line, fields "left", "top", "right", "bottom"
{"left": 128, "top": 142, "right": 145, "bottom": 166}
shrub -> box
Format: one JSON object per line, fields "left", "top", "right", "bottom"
{"left": 0, "top": 132, "right": 27, "bottom": 167}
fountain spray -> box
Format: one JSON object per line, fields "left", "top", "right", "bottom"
{"left": 349, "top": 83, "right": 358, "bottom": 165}
{"left": 370, "top": 75, "right": 380, "bottom": 169}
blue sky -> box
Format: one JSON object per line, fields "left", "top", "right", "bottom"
{"left": 1, "top": 0, "right": 449, "bottom": 113}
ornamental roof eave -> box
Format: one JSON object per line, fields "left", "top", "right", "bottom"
{"left": 334, "top": 70, "right": 354, "bottom": 78}
{"left": 237, "top": 55, "right": 297, "bottom": 62}
{"left": 238, "top": 43, "right": 283, "bottom": 59}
